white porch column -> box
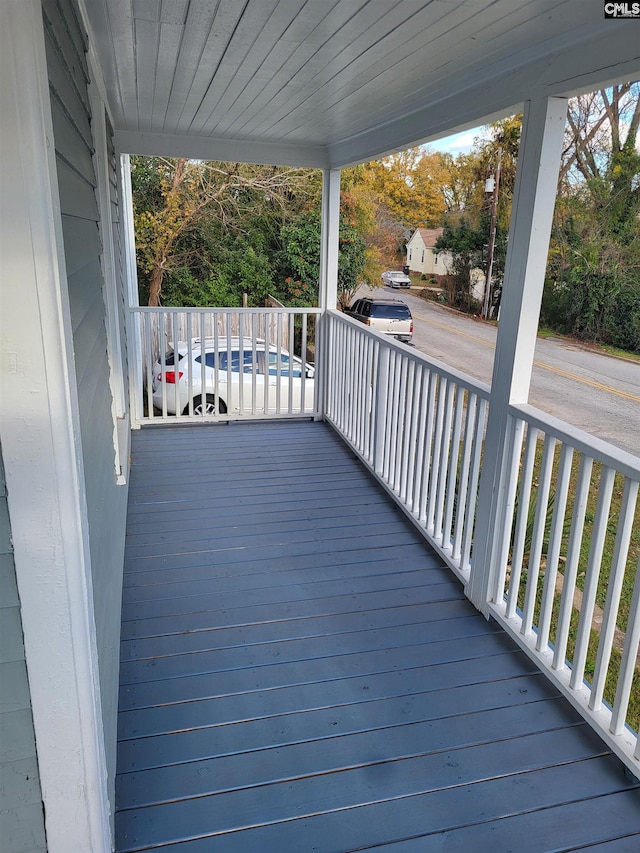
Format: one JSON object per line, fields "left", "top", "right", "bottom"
{"left": 0, "top": 2, "right": 111, "bottom": 850}
{"left": 316, "top": 168, "right": 341, "bottom": 416}
{"left": 121, "top": 153, "right": 145, "bottom": 427}
{"left": 467, "top": 96, "right": 567, "bottom": 613}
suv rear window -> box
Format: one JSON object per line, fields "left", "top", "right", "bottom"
{"left": 370, "top": 304, "right": 411, "bottom": 319}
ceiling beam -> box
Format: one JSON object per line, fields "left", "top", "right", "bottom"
{"left": 114, "top": 130, "right": 330, "bottom": 169}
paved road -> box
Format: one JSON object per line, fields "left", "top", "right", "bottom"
{"left": 354, "top": 286, "right": 640, "bottom": 458}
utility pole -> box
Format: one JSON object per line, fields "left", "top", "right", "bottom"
{"left": 482, "top": 148, "right": 501, "bottom": 320}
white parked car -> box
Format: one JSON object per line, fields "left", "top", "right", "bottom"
{"left": 151, "top": 337, "right": 315, "bottom": 416}
{"left": 381, "top": 270, "right": 411, "bottom": 288}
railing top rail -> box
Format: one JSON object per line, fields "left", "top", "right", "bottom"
{"left": 131, "top": 306, "right": 322, "bottom": 315}
{"left": 328, "top": 308, "right": 491, "bottom": 400}
{"left": 512, "top": 402, "right": 640, "bottom": 480}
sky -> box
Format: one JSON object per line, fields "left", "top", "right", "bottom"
{"left": 428, "top": 128, "right": 484, "bottom": 157}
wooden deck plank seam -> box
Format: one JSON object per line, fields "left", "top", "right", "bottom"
{"left": 113, "top": 748, "right": 617, "bottom": 827}
{"left": 115, "top": 696, "right": 579, "bottom": 775}
{"left": 118, "top": 648, "right": 538, "bottom": 712}
{"left": 120, "top": 562, "right": 449, "bottom": 600}
{"left": 116, "top": 672, "right": 557, "bottom": 742}
{"left": 120, "top": 612, "right": 490, "bottom": 658}
{"left": 118, "top": 630, "right": 507, "bottom": 687}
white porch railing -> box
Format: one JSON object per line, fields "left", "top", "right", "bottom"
{"left": 325, "top": 309, "right": 640, "bottom": 776}
{"left": 130, "top": 307, "right": 321, "bottom": 424}
{"left": 324, "top": 309, "right": 491, "bottom": 587}
{"left": 129, "top": 305, "right": 640, "bottom": 774}
{"left": 488, "top": 404, "right": 640, "bottom": 772}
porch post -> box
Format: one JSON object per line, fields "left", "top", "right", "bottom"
{"left": 316, "top": 168, "right": 341, "bottom": 417}
{"left": 120, "top": 153, "right": 144, "bottom": 427}
{"left": 0, "top": 2, "right": 111, "bottom": 850}
{"left": 466, "top": 96, "right": 567, "bottom": 614}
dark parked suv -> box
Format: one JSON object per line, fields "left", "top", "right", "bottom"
{"left": 345, "top": 297, "right": 413, "bottom": 343}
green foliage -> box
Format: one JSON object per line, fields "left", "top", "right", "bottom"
{"left": 160, "top": 268, "right": 240, "bottom": 308}
{"left": 435, "top": 216, "right": 493, "bottom": 311}
{"left": 278, "top": 207, "right": 367, "bottom": 309}
{"left": 542, "top": 84, "right": 640, "bottom": 352}
{"left": 216, "top": 245, "right": 274, "bottom": 307}
{"left": 160, "top": 245, "right": 275, "bottom": 308}
{"left": 607, "top": 144, "right": 640, "bottom": 242}
{"left": 279, "top": 212, "right": 323, "bottom": 296}
{"left": 130, "top": 156, "right": 317, "bottom": 305}
{"left": 543, "top": 141, "right": 640, "bottom": 353}
{"left": 130, "top": 155, "right": 371, "bottom": 310}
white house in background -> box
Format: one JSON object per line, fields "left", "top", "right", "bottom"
{"left": 407, "top": 228, "right": 486, "bottom": 303}
{"left": 406, "top": 228, "right": 453, "bottom": 278}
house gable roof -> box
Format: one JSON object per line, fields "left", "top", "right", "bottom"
{"left": 408, "top": 228, "right": 444, "bottom": 249}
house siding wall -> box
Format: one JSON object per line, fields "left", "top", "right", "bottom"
{"left": 406, "top": 232, "right": 453, "bottom": 278}
{"left": 0, "top": 446, "right": 47, "bottom": 853}
{"left": 42, "top": 0, "right": 129, "bottom": 815}
{"left": 406, "top": 232, "right": 427, "bottom": 274}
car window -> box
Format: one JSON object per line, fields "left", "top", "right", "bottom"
{"left": 196, "top": 350, "right": 255, "bottom": 372}
{"left": 370, "top": 304, "right": 411, "bottom": 319}
{"left": 361, "top": 301, "right": 372, "bottom": 317}
{"left": 266, "top": 352, "right": 302, "bottom": 377}
{"left": 162, "top": 350, "right": 176, "bottom": 365}
{"left": 351, "top": 300, "right": 361, "bottom": 314}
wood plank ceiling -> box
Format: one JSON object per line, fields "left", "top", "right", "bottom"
{"left": 86, "top": 0, "right": 640, "bottom": 167}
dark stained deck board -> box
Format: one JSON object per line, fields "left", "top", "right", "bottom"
{"left": 121, "top": 554, "right": 449, "bottom": 604}
{"left": 115, "top": 421, "right": 640, "bottom": 852}
{"left": 117, "top": 676, "right": 565, "bottom": 778}
{"left": 119, "top": 581, "right": 469, "bottom": 643}
{"left": 117, "top": 651, "right": 543, "bottom": 741}
{"left": 122, "top": 541, "right": 438, "bottom": 585}
{"left": 120, "top": 569, "right": 457, "bottom": 622}
{"left": 119, "top": 613, "right": 503, "bottom": 682}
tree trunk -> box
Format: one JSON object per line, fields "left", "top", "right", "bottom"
{"left": 148, "top": 265, "right": 163, "bottom": 306}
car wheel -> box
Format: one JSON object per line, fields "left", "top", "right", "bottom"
{"left": 186, "top": 394, "right": 227, "bottom": 416}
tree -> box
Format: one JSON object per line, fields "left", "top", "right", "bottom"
{"left": 434, "top": 117, "right": 522, "bottom": 314}
{"left": 131, "top": 157, "right": 315, "bottom": 305}
{"left": 543, "top": 83, "right": 640, "bottom": 351}
{"left": 356, "top": 147, "right": 452, "bottom": 229}
{"left": 159, "top": 243, "right": 275, "bottom": 308}
{"left": 278, "top": 200, "right": 367, "bottom": 310}
{"left": 560, "top": 84, "right": 640, "bottom": 187}
{"left": 435, "top": 218, "right": 487, "bottom": 311}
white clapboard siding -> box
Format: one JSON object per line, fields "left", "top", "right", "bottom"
{"left": 43, "top": 0, "right": 129, "bottom": 818}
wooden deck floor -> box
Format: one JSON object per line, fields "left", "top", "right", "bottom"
{"left": 115, "top": 421, "right": 640, "bottom": 852}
